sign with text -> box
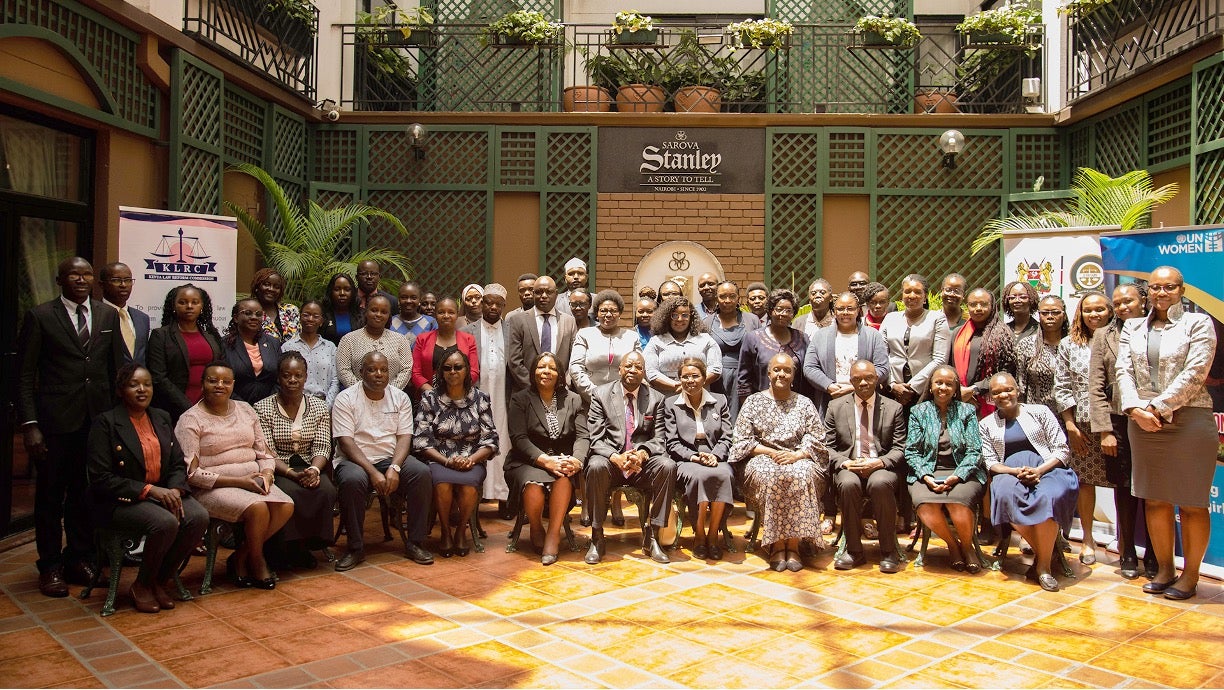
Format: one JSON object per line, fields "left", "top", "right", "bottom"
{"left": 1002, "top": 226, "right": 1110, "bottom": 317}
{"left": 598, "top": 128, "right": 765, "bottom": 194}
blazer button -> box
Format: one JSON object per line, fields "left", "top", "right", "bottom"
{"left": 116, "top": 446, "right": 122, "bottom": 451}
{"left": 118, "top": 461, "right": 124, "bottom": 467}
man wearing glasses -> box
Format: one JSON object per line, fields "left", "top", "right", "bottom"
{"left": 506, "top": 275, "right": 577, "bottom": 393}
{"left": 355, "top": 260, "right": 399, "bottom": 314}
{"left": 100, "top": 262, "right": 150, "bottom": 365}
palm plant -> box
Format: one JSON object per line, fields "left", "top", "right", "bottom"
{"left": 224, "top": 163, "right": 412, "bottom": 303}
{"left": 970, "top": 167, "right": 1179, "bottom": 254}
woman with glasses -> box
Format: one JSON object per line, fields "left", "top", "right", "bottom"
{"left": 1117, "top": 267, "right": 1217, "bottom": 599}
{"left": 1003, "top": 280, "right": 1040, "bottom": 340}
{"left": 1015, "top": 296, "right": 1068, "bottom": 414}
{"left": 224, "top": 299, "right": 281, "bottom": 404}
{"left": 570, "top": 290, "right": 639, "bottom": 405}
{"left": 739, "top": 289, "right": 809, "bottom": 406}
{"left": 643, "top": 296, "right": 721, "bottom": 395}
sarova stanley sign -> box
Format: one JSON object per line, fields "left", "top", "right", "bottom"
{"left": 598, "top": 128, "right": 766, "bottom": 194}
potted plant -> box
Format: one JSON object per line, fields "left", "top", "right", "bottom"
{"left": 956, "top": 3, "right": 1040, "bottom": 45}
{"left": 720, "top": 63, "right": 767, "bottom": 112}
{"left": 362, "top": 5, "right": 435, "bottom": 46}
{"left": 854, "top": 14, "right": 922, "bottom": 47}
{"left": 665, "top": 30, "right": 722, "bottom": 112}
{"left": 726, "top": 18, "right": 793, "bottom": 50}
{"left": 611, "top": 10, "right": 658, "bottom": 45}
{"left": 563, "top": 48, "right": 616, "bottom": 112}
{"left": 1057, "top": 0, "right": 1115, "bottom": 19}
{"left": 481, "top": 10, "right": 564, "bottom": 47}
{"left": 915, "top": 71, "right": 959, "bottom": 112}
{"left": 611, "top": 50, "right": 666, "bottom": 112}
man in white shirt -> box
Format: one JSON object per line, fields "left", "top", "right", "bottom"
{"left": 100, "top": 262, "right": 151, "bottom": 365}
{"left": 461, "top": 283, "right": 511, "bottom": 514}
{"left": 331, "top": 352, "right": 433, "bottom": 570}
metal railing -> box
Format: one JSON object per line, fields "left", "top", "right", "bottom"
{"left": 183, "top": 0, "right": 318, "bottom": 100}
{"left": 339, "top": 21, "right": 1042, "bottom": 114}
{"left": 1066, "top": 0, "right": 1224, "bottom": 103}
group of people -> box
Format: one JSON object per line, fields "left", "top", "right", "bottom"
{"left": 18, "top": 253, "right": 1217, "bottom": 615}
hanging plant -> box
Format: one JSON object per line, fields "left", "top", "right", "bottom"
{"left": 853, "top": 14, "right": 922, "bottom": 47}
{"left": 956, "top": 3, "right": 1041, "bottom": 44}
{"left": 481, "top": 10, "right": 564, "bottom": 46}
{"left": 726, "top": 18, "right": 793, "bottom": 51}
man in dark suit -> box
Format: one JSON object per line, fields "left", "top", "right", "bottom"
{"left": 355, "top": 259, "right": 399, "bottom": 314}
{"left": 18, "top": 256, "right": 124, "bottom": 596}
{"left": 506, "top": 275, "right": 577, "bottom": 393}
{"left": 824, "top": 359, "right": 907, "bottom": 573}
{"left": 584, "top": 351, "right": 676, "bottom": 564}
{"left": 100, "top": 262, "right": 150, "bottom": 364}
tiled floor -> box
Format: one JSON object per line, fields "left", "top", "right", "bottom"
{"left": 1, "top": 506, "right": 1221, "bottom": 689}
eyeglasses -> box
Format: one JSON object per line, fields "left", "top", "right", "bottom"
{"left": 1148, "top": 284, "right": 1182, "bottom": 293}
{"left": 441, "top": 364, "right": 466, "bottom": 372}
{"left": 1038, "top": 309, "right": 1064, "bottom": 316}
{"left": 772, "top": 306, "right": 795, "bottom": 315}
{"left": 105, "top": 278, "right": 134, "bottom": 286}
{"left": 597, "top": 308, "right": 620, "bottom": 315}
{"left": 942, "top": 287, "right": 964, "bottom": 296}
{"left": 239, "top": 309, "right": 265, "bottom": 318}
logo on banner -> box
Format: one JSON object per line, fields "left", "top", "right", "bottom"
{"left": 1016, "top": 259, "right": 1054, "bottom": 292}
{"left": 1158, "top": 230, "right": 1224, "bottom": 255}
{"left": 638, "top": 130, "right": 723, "bottom": 193}
{"left": 142, "top": 228, "right": 219, "bottom": 282}
{"left": 1069, "top": 255, "right": 1105, "bottom": 294}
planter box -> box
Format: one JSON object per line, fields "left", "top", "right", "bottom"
{"left": 738, "top": 31, "right": 779, "bottom": 48}
{"left": 614, "top": 29, "right": 659, "bottom": 45}
{"left": 384, "top": 27, "right": 433, "bottom": 46}
{"left": 965, "top": 31, "right": 1019, "bottom": 45}
{"left": 863, "top": 31, "right": 905, "bottom": 47}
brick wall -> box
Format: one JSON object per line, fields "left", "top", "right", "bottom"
{"left": 595, "top": 193, "right": 767, "bottom": 301}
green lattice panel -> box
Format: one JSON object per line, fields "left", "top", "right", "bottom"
{"left": 875, "top": 195, "right": 1000, "bottom": 292}
{"left": 771, "top": 0, "right": 907, "bottom": 23}
{"left": 312, "top": 129, "right": 359, "bottom": 185}
{"left": 433, "top": 0, "right": 555, "bottom": 23}
{"left": 1196, "top": 60, "right": 1224, "bottom": 145}
{"left": 1194, "top": 148, "right": 1224, "bottom": 225}
{"left": 543, "top": 192, "right": 593, "bottom": 280}
{"left": 498, "top": 129, "right": 537, "bottom": 188}
{"left": 365, "top": 189, "right": 487, "bottom": 295}
{"left": 828, "top": 131, "right": 867, "bottom": 189}
{"left": 1092, "top": 105, "right": 1143, "bottom": 177}
{"left": 4, "top": 0, "right": 160, "bottom": 130}
{"left": 223, "top": 85, "right": 266, "bottom": 165}
{"left": 181, "top": 62, "right": 223, "bottom": 146}
{"left": 875, "top": 133, "right": 1003, "bottom": 191}
{"left": 427, "top": 36, "right": 561, "bottom": 112}
{"left": 770, "top": 132, "right": 820, "bottom": 189}
{"left": 546, "top": 130, "right": 593, "bottom": 188}
{"left": 271, "top": 109, "right": 307, "bottom": 181}
{"left": 179, "top": 145, "right": 223, "bottom": 215}
{"left": 1067, "top": 126, "right": 1092, "bottom": 175}
{"left": 367, "top": 129, "right": 489, "bottom": 186}
{"left": 1013, "top": 132, "right": 1061, "bottom": 192}
{"left": 768, "top": 193, "right": 821, "bottom": 291}
{"left": 1146, "top": 80, "right": 1191, "bottom": 168}
{"left": 1007, "top": 197, "right": 1070, "bottom": 217}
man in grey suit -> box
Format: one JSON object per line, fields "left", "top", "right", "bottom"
{"left": 100, "top": 262, "right": 150, "bottom": 364}
{"left": 461, "top": 283, "right": 513, "bottom": 517}
{"left": 803, "top": 292, "right": 889, "bottom": 416}
{"left": 824, "top": 360, "right": 907, "bottom": 573}
{"left": 584, "top": 352, "right": 676, "bottom": 564}
{"left": 506, "top": 275, "right": 576, "bottom": 392}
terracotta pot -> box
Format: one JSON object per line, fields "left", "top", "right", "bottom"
{"left": 616, "top": 84, "right": 666, "bottom": 113}
{"left": 673, "top": 86, "right": 722, "bottom": 113}
{"left": 562, "top": 86, "right": 614, "bottom": 112}
{"left": 914, "top": 90, "right": 960, "bottom": 113}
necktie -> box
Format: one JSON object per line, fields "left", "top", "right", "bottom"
{"left": 858, "top": 400, "right": 872, "bottom": 459}
{"left": 540, "top": 313, "right": 552, "bottom": 353}
{"left": 118, "top": 308, "right": 136, "bottom": 356}
{"left": 76, "top": 304, "right": 90, "bottom": 346}
{"left": 624, "top": 391, "right": 636, "bottom": 452}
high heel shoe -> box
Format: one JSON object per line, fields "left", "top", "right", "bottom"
{"left": 226, "top": 553, "right": 252, "bottom": 588}
{"left": 453, "top": 524, "right": 470, "bottom": 558}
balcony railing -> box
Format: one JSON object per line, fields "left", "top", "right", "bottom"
{"left": 1066, "top": 0, "right": 1223, "bottom": 102}
{"left": 183, "top": 0, "right": 318, "bottom": 100}
{"left": 339, "top": 21, "right": 1042, "bottom": 114}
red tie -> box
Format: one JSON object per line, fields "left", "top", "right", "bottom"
{"left": 858, "top": 400, "right": 872, "bottom": 459}
{"left": 624, "top": 392, "right": 636, "bottom": 452}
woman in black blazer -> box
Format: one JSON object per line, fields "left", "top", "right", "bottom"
{"left": 147, "top": 285, "right": 225, "bottom": 421}
{"left": 86, "top": 364, "right": 209, "bottom": 613}
{"left": 224, "top": 298, "right": 282, "bottom": 403}
{"left": 505, "top": 352, "right": 589, "bottom": 565}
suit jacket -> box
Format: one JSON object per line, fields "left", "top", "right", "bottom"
{"left": 979, "top": 403, "right": 1069, "bottom": 470}
{"left": 879, "top": 309, "right": 948, "bottom": 396}
{"left": 588, "top": 380, "right": 665, "bottom": 459}
{"left": 903, "top": 400, "right": 985, "bottom": 485}
{"left": 147, "top": 323, "right": 225, "bottom": 419}
{"left": 662, "top": 391, "right": 732, "bottom": 463}
{"left": 1116, "top": 310, "right": 1215, "bottom": 418}
{"left": 107, "top": 303, "right": 151, "bottom": 365}
{"left": 411, "top": 329, "right": 480, "bottom": 391}
{"left": 17, "top": 297, "right": 123, "bottom": 433}
{"left": 1086, "top": 324, "right": 1122, "bottom": 433}
{"left": 802, "top": 323, "right": 889, "bottom": 415}
{"left": 822, "top": 394, "right": 906, "bottom": 473}
{"left": 461, "top": 319, "right": 509, "bottom": 397}
{"left": 506, "top": 308, "right": 577, "bottom": 391}
{"left": 86, "top": 405, "right": 189, "bottom": 527}
{"left": 505, "top": 387, "right": 590, "bottom": 470}
{"left": 226, "top": 332, "right": 282, "bottom": 403}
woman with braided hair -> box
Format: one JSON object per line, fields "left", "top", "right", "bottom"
{"left": 947, "top": 288, "right": 1016, "bottom": 417}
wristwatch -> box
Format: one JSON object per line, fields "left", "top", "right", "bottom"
{"left": 388, "top": 464, "right": 402, "bottom": 474}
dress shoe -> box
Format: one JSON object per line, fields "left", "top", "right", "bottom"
{"left": 1119, "top": 557, "right": 1140, "bottom": 580}
{"left": 692, "top": 543, "right": 708, "bottom": 560}
{"left": 1079, "top": 549, "right": 1096, "bottom": 566}
{"left": 1163, "top": 585, "right": 1197, "bottom": 600}
{"left": 879, "top": 553, "right": 901, "bottom": 574}
{"left": 964, "top": 559, "right": 982, "bottom": 575}
{"left": 39, "top": 567, "right": 69, "bottom": 598}
{"left": 770, "top": 551, "right": 787, "bottom": 572}
{"left": 1142, "top": 579, "right": 1174, "bottom": 595}
{"left": 151, "top": 582, "right": 176, "bottom": 609}
{"left": 1038, "top": 573, "right": 1059, "bottom": 592}
{"left": 646, "top": 538, "right": 670, "bottom": 564}
{"left": 129, "top": 584, "right": 160, "bottom": 613}
{"left": 1143, "top": 555, "right": 1160, "bottom": 579}
{"left": 785, "top": 552, "right": 803, "bottom": 572}
{"left": 63, "top": 561, "right": 98, "bottom": 587}
{"left": 541, "top": 553, "right": 558, "bottom": 566}
{"left": 707, "top": 543, "right": 723, "bottom": 561}
{"left": 834, "top": 552, "right": 866, "bottom": 570}
{"left": 335, "top": 550, "right": 365, "bottom": 572}
{"left": 404, "top": 542, "right": 435, "bottom": 565}
{"left": 251, "top": 577, "right": 277, "bottom": 590}
{"left": 585, "top": 530, "right": 605, "bottom": 565}
{"left": 226, "top": 554, "right": 253, "bottom": 587}
{"left": 498, "top": 500, "right": 515, "bottom": 521}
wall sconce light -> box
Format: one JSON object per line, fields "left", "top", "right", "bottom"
{"left": 939, "top": 129, "right": 964, "bottom": 169}
{"left": 317, "top": 99, "right": 339, "bottom": 122}
{"left": 408, "top": 123, "right": 427, "bottom": 160}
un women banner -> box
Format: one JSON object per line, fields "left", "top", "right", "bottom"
{"left": 1101, "top": 226, "right": 1224, "bottom": 579}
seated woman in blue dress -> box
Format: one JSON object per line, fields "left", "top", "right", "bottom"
{"left": 979, "top": 372, "right": 1079, "bottom": 592}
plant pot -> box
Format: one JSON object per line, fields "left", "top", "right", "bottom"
{"left": 616, "top": 84, "right": 666, "bottom": 112}
{"left": 863, "top": 30, "right": 905, "bottom": 46}
{"left": 614, "top": 29, "right": 658, "bottom": 45}
{"left": 385, "top": 27, "right": 433, "bottom": 46}
{"left": 562, "top": 86, "right": 614, "bottom": 112}
{"left": 494, "top": 33, "right": 536, "bottom": 46}
{"left": 739, "top": 31, "right": 777, "bottom": 48}
{"left": 914, "top": 89, "right": 960, "bottom": 113}
{"left": 966, "top": 31, "right": 1017, "bottom": 45}
{"left": 673, "top": 86, "right": 722, "bottom": 113}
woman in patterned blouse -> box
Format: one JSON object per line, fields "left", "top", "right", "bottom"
{"left": 1015, "top": 295, "right": 1067, "bottom": 414}
{"left": 251, "top": 268, "right": 300, "bottom": 342}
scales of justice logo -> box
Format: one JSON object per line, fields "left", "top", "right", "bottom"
{"left": 143, "top": 228, "right": 219, "bottom": 282}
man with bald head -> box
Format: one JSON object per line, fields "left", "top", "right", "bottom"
{"left": 331, "top": 351, "right": 434, "bottom": 570}
{"left": 695, "top": 272, "right": 720, "bottom": 319}
{"left": 506, "top": 275, "right": 577, "bottom": 392}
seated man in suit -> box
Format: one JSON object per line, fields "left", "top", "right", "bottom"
{"left": 100, "top": 262, "right": 150, "bottom": 365}
{"left": 824, "top": 359, "right": 907, "bottom": 573}
{"left": 331, "top": 352, "right": 434, "bottom": 570}
{"left": 584, "top": 351, "right": 676, "bottom": 564}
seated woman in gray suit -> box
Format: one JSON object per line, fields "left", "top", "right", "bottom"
{"left": 663, "top": 358, "right": 734, "bottom": 561}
